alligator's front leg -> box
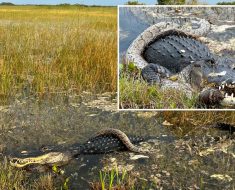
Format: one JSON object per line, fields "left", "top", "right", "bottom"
{"left": 141, "top": 63, "right": 172, "bottom": 84}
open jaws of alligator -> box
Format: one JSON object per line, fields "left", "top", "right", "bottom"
{"left": 199, "top": 79, "right": 235, "bottom": 107}
{"left": 218, "top": 82, "right": 235, "bottom": 106}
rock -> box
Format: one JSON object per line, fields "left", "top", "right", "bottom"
{"left": 162, "top": 120, "right": 173, "bottom": 126}
{"left": 210, "top": 174, "right": 233, "bottom": 182}
{"left": 129, "top": 154, "right": 149, "bottom": 160}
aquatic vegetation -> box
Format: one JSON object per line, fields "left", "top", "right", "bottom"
{"left": 32, "top": 174, "right": 56, "bottom": 190}
{"left": 90, "top": 167, "right": 136, "bottom": 190}
{"left": 0, "top": 6, "right": 117, "bottom": 104}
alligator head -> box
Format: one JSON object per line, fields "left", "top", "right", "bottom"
{"left": 178, "top": 57, "right": 235, "bottom": 107}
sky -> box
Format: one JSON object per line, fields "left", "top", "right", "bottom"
{"left": 0, "top": 0, "right": 231, "bottom": 5}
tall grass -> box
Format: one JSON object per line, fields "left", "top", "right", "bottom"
{"left": 0, "top": 6, "right": 117, "bottom": 102}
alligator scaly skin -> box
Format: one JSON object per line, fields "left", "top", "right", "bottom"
{"left": 143, "top": 31, "right": 214, "bottom": 74}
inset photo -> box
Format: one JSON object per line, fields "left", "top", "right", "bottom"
{"left": 118, "top": 5, "right": 235, "bottom": 110}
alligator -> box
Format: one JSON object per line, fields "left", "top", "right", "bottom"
{"left": 126, "top": 17, "right": 235, "bottom": 108}
{"left": 9, "top": 128, "right": 148, "bottom": 168}
{"left": 9, "top": 123, "right": 235, "bottom": 169}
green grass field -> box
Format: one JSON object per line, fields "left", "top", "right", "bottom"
{"left": 0, "top": 6, "right": 117, "bottom": 103}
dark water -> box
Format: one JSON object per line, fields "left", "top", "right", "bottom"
{"left": 119, "top": 8, "right": 149, "bottom": 56}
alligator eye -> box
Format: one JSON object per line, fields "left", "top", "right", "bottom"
{"left": 11, "top": 158, "right": 18, "bottom": 163}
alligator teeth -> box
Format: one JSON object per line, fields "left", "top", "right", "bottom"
{"left": 222, "top": 84, "right": 225, "bottom": 89}
{"left": 221, "top": 96, "right": 235, "bottom": 106}
{"left": 224, "top": 93, "right": 235, "bottom": 98}
{"left": 219, "top": 86, "right": 221, "bottom": 90}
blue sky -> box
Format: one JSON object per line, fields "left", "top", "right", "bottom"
{"left": 0, "top": 0, "right": 231, "bottom": 5}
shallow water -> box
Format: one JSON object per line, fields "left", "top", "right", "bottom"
{"left": 0, "top": 94, "right": 235, "bottom": 189}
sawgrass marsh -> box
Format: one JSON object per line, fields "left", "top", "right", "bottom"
{"left": 0, "top": 5, "right": 117, "bottom": 104}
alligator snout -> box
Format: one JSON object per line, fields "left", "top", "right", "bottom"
{"left": 202, "top": 73, "right": 235, "bottom": 107}
{"left": 187, "top": 58, "right": 235, "bottom": 107}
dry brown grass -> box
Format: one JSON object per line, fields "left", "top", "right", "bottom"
{"left": 32, "top": 174, "right": 56, "bottom": 190}
{"left": 0, "top": 6, "right": 117, "bottom": 103}
{"left": 161, "top": 111, "right": 235, "bottom": 127}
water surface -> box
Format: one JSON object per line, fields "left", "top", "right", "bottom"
{"left": 0, "top": 94, "right": 234, "bottom": 189}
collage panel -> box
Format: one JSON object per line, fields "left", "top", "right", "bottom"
{"left": 119, "top": 5, "right": 235, "bottom": 110}
{"left": 0, "top": 1, "right": 235, "bottom": 190}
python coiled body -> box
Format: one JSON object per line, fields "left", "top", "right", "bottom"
{"left": 10, "top": 128, "right": 148, "bottom": 168}
{"left": 91, "top": 128, "right": 148, "bottom": 153}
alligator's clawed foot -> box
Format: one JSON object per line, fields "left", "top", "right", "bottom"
{"left": 141, "top": 63, "right": 171, "bottom": 84}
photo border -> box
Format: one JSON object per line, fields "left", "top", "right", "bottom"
{"left": 117, "top": 4, "right": 235, "bottom": 111}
